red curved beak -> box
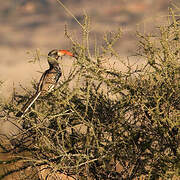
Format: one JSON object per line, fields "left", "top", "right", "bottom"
{"left": 58, "top": 49, "right": 73, "bottom": 57}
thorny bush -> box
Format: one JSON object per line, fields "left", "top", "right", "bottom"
{"left": 0, "top": 15, "right": 180, "bottom": 180}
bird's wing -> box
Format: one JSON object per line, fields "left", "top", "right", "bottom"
{"left": 38, "top": 68, "right": 61, "bottom": 93}
{"left": 37, "top": 70, "right": 48, "bottom": 92}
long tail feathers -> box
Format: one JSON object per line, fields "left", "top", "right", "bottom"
{"left": 16, "top": 92, "right": 41, "bottom": 117}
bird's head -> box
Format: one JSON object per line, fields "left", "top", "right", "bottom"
{"left": 47, "top": 49, "right": 73, "bottom": 65}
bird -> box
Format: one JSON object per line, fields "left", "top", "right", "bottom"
{"left": 16, "top": 49, "right": 73, "bottom": 117}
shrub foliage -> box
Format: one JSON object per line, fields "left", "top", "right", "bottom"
{"left": 0, "top": 15, "right": 180, "bottom": 179}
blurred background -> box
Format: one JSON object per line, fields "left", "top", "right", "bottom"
{"left": 0, "top": 0, "right": 179, "bottom": 98}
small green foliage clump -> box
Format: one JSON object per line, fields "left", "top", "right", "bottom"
{"left": 0, "top": 14, "right": 180, "bottom": 179}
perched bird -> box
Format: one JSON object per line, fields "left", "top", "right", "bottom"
{"left": 16, "top": 49, "right": 73, "bottom": 117}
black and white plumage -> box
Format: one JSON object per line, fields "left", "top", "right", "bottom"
{"left": 16, "top": 49, "right": 73, "bottom": 117}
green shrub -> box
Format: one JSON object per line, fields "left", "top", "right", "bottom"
{"left": 0, "top": 14, "right": 180, "bottom": 180}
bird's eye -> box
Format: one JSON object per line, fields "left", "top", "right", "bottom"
{"left": 52, "top": 51, "right": 57, "bottom": 56}
{"left": 48, "top": 50, "right": 59, "bottom": 60}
